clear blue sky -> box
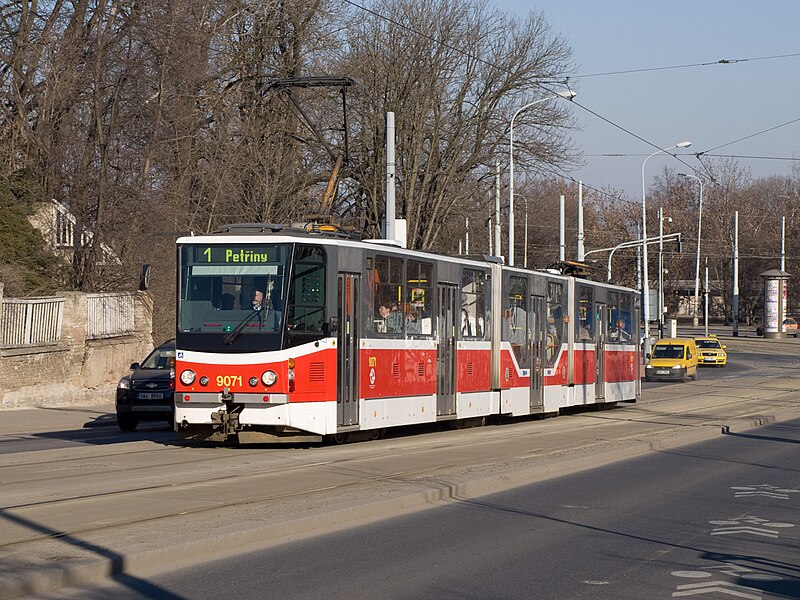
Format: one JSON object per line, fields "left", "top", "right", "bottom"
{"left": 494, "top": 0, "right": 800, "bottom": 199}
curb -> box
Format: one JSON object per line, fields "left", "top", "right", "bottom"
{"left": 1, "top": 410, "right": 795, "bottom": 600}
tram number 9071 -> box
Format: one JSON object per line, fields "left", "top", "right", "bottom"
{"left": 216, "top": 375, "right": 243, "bottom": 387}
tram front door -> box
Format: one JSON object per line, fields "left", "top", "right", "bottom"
{"left": 337, "top": 273, "right": 360, "bottom": 427}
{"left": 437, "top": 284, "right": 457, "bottom": 416}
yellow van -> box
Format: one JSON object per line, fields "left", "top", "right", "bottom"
{"left": 644, "top": 337, "right": 699, "bottom": 383}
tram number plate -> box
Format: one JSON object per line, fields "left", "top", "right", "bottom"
{"left": 136, "top": 392, "right": 164, "bottom": 400}
{"left": 656, "top": 370, "right": 670, "bottom": 375}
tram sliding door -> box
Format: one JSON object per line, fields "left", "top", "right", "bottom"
{"left": 595, "top": 302, "right": 606, "bottom": 401}
{"left": 437, "top": 284, "right": 457, "bottom": 416}
{"left": 337, "top": 273, "right": 360, "bottom": 427}
{"left": 530, "top": 295, "right": 545, "bottom": 412}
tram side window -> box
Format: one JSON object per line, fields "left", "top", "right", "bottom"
{"left": 577, "top": 285, "right": 594, "bottom": 342}
{"left": 460, "top": 269, "right": 488, "bottom": 339}
{"left": 373, "top": 255, "right": 404, "bottom": 335}
{"left": 505, "top": 276, "right": 529, "bottom": 366}
{"left": 406, "top": 260, "right": 433, "bottom": 335}
{"left": 546, "top": 282, "right": 564, "bottom": 366}
{"left": 619, "top": 293, "right": 633, "bottom": 343}
{"left": 286, "top": 246, "right": 326, "bottom": 342}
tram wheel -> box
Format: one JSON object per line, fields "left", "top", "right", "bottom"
{"left": 330, "top": 432, "right": 349, "bottom": 445}
{"left": 454, "top": 416, "right": 486, "bottom": 430}
{"left": 369, "top": 428, "right": 385, "bottom": 441}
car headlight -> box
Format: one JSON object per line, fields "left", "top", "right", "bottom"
{"left": 672, "top": 365, "right": 683, "bottom": 369}
{"left": 645, "top": 364, "right": 652, "bottom": 369}
{"left": 262, "top": 370, "right": 278, "bottom": 386}
{"left": 180, "top": 370, "right": 196, "bottom": 385}
{"left": 118, "top": 377, "right": 131, "bottom": 389}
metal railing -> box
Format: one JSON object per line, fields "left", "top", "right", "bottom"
{"left": 87, "top": 292, "right": 135, "bottom": 339}
{"left": 1, "top": 297, "right": 65, "bottom": 347}
{"left": 1, "top": 293, "right": 136, "bottom": 347}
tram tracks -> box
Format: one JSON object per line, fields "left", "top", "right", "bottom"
{"left": 0, "top": 446, "right": 511, "bottom": 553}
{"left": 3, "top": 374, "right": 799, "bottom": 561}
{"left": 0, "top": 407, "right": 692, "bottom": 552}
{"left": 3, "top": 385, "right": 789, "bottom": 501}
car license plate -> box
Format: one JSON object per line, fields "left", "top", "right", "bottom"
{"left": 136, "top": 392, "right": 164, "bottom": 400}
{"left": 656, "top": 370, "right": 670, "bottom": 375}
{"left": 132, "top": 405, "right": 170, "bottom": 412}
{"left": 704, "top": 358, "right": 715, "bottom": 362}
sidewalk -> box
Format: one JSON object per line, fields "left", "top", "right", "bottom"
{"left": 0, "top": 404, "right": 115, "bottom": 436}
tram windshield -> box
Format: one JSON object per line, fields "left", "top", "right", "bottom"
{"left": 178, "top": 243, "right": 290, "bottom": 351}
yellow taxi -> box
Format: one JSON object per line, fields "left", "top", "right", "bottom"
{"left": 694, "top": 335, "right": 727, "bottom": 367}
{"left": 784, "top": 317, "right": 799, "bottom": 338}
{"left": 644, "top": 337, "right": 699, "bottom": 383}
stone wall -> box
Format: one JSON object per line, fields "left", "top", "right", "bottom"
{"left": 0, "top": 291, "right": 154, "bottom": 409}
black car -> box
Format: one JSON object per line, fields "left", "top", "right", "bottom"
{"left": 115, "top": 340, "right": 175, "bottom": 431}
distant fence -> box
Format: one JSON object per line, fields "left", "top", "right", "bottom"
{"left": 1, "top": 297, "right": 65, "bottom": 347}
{"left": 1, "top": 292, "right": 135, "bottom": 348}
{"left": 87, "top": 292, "right": 135, "bottom": 339}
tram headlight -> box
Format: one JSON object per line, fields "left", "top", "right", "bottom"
{"left": 262, "top": 370, "right": 278, "bottom": 386}
{"left": 180, "top": 369, "right": 196, "bottom": 385}
{"left": 249, "top": 377, "right": 259, "bottom": 387}
{"left": 199, "top": 376, "right": 209, "bottom": 387}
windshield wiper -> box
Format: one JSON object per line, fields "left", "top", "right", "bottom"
{"left": 224, "top": 308, "right": 266, "bottom": 345}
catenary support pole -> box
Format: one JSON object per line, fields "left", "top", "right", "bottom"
{"left": 732, "top": 210, "right": 739, "bottom": 337}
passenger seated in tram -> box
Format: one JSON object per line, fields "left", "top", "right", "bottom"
{"left": 378, "top": 299, "right": 403, "bottom": 333}
{"left": 406, "top": 308, "right": 421, "bottom": 334}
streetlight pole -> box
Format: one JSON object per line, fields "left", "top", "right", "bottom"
{"left": 679, "top": 173, "right": 704, "bottom": 328}
{"left": 509, "top": 90, "right": 576, "bottom": 266}
{"left": 582, "top": 232, "right": 681, "bottom": 282}
{"left": 641, "top": 141, "right": 691, "bottom": 351}
{"left": 658, "top": 208, "right": 672, "bottom": 338}
{"left": 520, "top": 195, "right": 529, "bottom": 268}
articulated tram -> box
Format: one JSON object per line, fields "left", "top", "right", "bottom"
{"left": 174, "top": 223, "right": 640, "bottom": 443}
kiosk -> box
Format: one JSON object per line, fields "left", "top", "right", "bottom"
{"left": 760, "top": 269, "right": 790, "bottom": 339}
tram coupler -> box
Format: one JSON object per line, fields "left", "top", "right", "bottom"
{"left": 210, "top": 387, "right": 243, "bottom": 441}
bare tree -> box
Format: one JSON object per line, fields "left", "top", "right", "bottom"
{"left": 341, "top": 0, "right": 578, "bottom": 249}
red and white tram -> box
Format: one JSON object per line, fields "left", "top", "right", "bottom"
{"left": 174, "top": 223, "right": 640, "bottom": 443}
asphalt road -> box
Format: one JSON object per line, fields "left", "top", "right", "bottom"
{"left": 3, "top": 331, "right": 800, "bottom": 600}
{"left": 34, "top": 417, "right": 800, "bottom": 599}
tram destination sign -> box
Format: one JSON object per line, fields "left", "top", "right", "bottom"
{"left": 191, "top": 245, "right": 277, "bottom": 264}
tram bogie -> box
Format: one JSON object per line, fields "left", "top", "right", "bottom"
{"left": 174, "top": 224, "right": 640, "bottom": 444}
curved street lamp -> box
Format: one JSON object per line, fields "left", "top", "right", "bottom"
{"left": 509, "top": 89, "right": 576, "bottom": 266}
{"left": 641, "top": 141, "right": 691, "bottom": 347}
{"left": 679, "top": 173, "right": 704, "bottom": 327}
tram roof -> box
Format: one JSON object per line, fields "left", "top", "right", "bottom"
{"left": 176, "top": 223, "right": 635, "bottom": 292}
{"left": 177, "top": 223, "right": 499, "bottom": 269}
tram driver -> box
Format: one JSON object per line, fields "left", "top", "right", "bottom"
{"left": 252, "top": 289, "right": 266, "bottom": 311}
